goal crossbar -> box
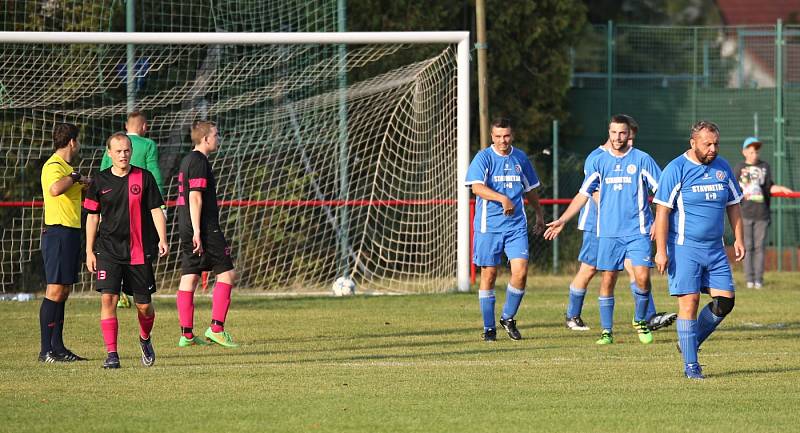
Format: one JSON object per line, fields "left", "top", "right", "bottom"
{"left": 0, "top": 31, "right": 472, "bottom": 293}
{"left": 0, "top": 31, "right": 468, "bottom": 45}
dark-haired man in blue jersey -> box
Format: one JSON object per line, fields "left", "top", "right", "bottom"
{"left": 564, "top": 115, "right": 675, "bottom": 333}
{"left": 465, "top": 118, "right": 545, "bottom": 341}
{"left": 653, "top": 120, "right": 744, "bottom": 379}
{"left": 545, "top": 114, "right": 661, "bottom": 345}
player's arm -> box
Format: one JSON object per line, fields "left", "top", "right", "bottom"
{"left": 543, "top": 191, "right": 590, "bottom": 240}
{"left": 465, "top": 153, "right": 513, "bottom": 215}
{"left": 770, "top": 184, "right": 793, "bottom": 194}
{"left": 150, "top": 207, "right": 169, "bottom": 257}
{"left": 525, "top": 188, "right": 545, "bottom": 235}
{"left": 471, "top": 183, "right": 514, "bottom": 215}
{"left": 653, "top": 204, "right": 671, "bottom": 274}
{"left": 544, "top": 168, "right": 599, "bottom": 240}
{"left": 726, "top": 203, "right": 746, "bottom": 262}
{"left": 83, "top": 181, "right": 101, "bottom": 272}
{"left": 47, "top": 169, "right": 88, "bottom": 196}
{"left": 189, "top": 190, "right": 204, "bottom": 255}
{"left": 85, "top": 213, "right": 99, "bottom": 273}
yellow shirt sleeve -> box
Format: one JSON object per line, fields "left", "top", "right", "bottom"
{"left": 41, "top": 161, "right": 67, "bottom": 195}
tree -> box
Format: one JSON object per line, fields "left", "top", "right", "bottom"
{"left": 347, "top": 0, "right": 586, "bottom": 154}
{"left": 584, "top": 0, "right": 722, "bottom": 25}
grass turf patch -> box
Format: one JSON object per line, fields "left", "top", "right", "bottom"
{"left": 1, "top": 272, "right": 798, "bottom": 433}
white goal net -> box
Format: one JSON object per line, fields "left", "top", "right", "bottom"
{"left": 0, "top": 32, "right": 470, "bottom": 294}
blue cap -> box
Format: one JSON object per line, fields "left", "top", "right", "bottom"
{"left": 742, "top": 137, "right": 761, "bottom": 150}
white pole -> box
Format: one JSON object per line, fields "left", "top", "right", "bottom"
{"left": 0, "top": 31, "right": 468, "bottom": 45}
{"left": 456, "top": 37, "right": 471, "bottom": 293}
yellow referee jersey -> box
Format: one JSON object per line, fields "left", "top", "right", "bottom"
{"left": 41, "top": 154, "right": 82, "bottom": 228}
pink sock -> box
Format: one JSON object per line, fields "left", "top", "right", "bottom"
{"left": 138, "top": 311, "right": 155, "bottom": 340}
{"left": 210, "top": 282, "right": 233, "bottom": 333}
{"left": 177, "top": 290, "right": 195, "bottom": 338}
{"left": 100, "top": 318, "right": 118, "bottom": 353}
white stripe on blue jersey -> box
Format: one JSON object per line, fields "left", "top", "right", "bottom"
{"left": 580, "top": 147, "right": 662, "bottom": 237}
{"left": 465, "top": 145, "right": 541, "bottom": 233}
{"left": 577, "top": 146, "right": 606, "bottom": 232}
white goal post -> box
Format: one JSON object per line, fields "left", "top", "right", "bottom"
{"left": 0, "top": 31, "right": 471, "bottom": 293}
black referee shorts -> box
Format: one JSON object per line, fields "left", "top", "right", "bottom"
{"left": 94, "top": 253, "right": 156, "bottom": 304}
{"left": 181, "top": 229, "right": 234, "bottom": 276}
{"left": 41, "top": 225, "right": 81, "bottom": 285}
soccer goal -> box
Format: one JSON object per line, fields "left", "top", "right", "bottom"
{"left": 0, "top": 31, "right": 470, "bottom": 294}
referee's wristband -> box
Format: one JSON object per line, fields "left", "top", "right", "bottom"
{"left": 69, "top": 171, "right": 81, "bottom": 183}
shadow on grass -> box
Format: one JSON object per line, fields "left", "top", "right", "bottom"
{"left": 239, "top": 322, "right": 575, "bottom": 346}
{"left": 156, "top": 331, "right": 565, "bottom": 361}
{"left": 711, "top": 364, "right": 800, "bottom": 378}
{"left": 187, "top": 344, "right": 556, "bottom": 366}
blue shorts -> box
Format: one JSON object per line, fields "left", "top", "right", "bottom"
{"left": 597, "top": 234, "right": 652, "bottom": 271}
{"left": 667, "top": 243, "right": 735, "bottom": 296}
{"left": 577, "top": 230, "right": 599, "bottom": 267}
{"left": 41, "top": 225, "right": 81, "bottom": 285}
{"left": 472, "top": 228, "right": 529, "bottom": 267}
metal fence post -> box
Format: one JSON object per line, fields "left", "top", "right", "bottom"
{"left": 692, "top": 27, "right": 698, "bottom": 122}
{"left": 552, "top": 120, "right": 559, "bottom": 274}
{"left": 126, "top": 0, "right": 136, "bottom": 112}
{"left": 606, "top": 20, "right": 614, "bottom": 120}
{"left": 775, "top": 19, "right": 785, "bottom": 271}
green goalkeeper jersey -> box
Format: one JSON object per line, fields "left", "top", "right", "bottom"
{"left": 100, "top": 133, "right": 164, "bottom": 196}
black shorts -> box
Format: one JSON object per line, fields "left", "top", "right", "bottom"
{"left": 181, "top": 229, "right": 234, "bottom": 275}
{"left": 41, "top": 225, "right": 81, "bottom": 285}
{"left": 94, "top": 253, "right": 156, "bottom": 304}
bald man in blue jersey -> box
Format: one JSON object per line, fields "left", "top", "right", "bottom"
{"left": 545, "top": 114, "right": 661, "bottom": 345}
{"left": 653, "top": 120, "right": 744, "bottom": 379}
{"left": 465, "top": 118, "right": 545, "bottom": 341}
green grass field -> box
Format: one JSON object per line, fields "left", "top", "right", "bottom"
{"left": 2, "top": 272, "right": 798, "bottom": 433}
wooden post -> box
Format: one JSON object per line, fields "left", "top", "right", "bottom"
{"left": 476, "top": 0, "right": 489, "bottom": 148}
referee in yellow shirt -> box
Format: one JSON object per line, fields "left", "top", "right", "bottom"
{"left": 39, "top": 123, "right": 89, "bottom": 363}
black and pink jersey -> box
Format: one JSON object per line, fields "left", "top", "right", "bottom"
{"left": 176, "top": 150, "right": 221, "bottom": 236}
{"left": 84, "top": 166, "right": 164, "bottom": 264}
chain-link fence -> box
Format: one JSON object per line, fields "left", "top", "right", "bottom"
{"left": 566, "top": 21, "right": 800, "bottom": 271}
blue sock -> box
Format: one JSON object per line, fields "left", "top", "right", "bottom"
{"left": 598, "top": 296, "right": 615, "bottom": 331}
{"left": 696, "top": 303, "right": 724, "bottom": 347}
{"left": 630, "top": 282, "right": 657, "bottom": 320}
{"left": 479, "top": 290, "right": 496, "bottom": 330}
{"left": 677, "top": 318, "right": 698, "bottom": 365}
{"left": 566, "top": 286, "right": 587, "bottom": 318}
{"left": 501, "top": 284, "right": 525, "bottom": 320}
{"left": 631, "top": 286, "right": 650, "bottom": 322}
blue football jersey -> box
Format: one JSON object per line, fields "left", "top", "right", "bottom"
{"left": 577, "top": 146, "right": 606, "bottom": 232}
{"left": 465, "top": 146, "right": 540, "bottom": 233}
{"left": 580, "top": 147, "right": 661, "bottom": 237}
{"left": 653, "top": 153, "right": 742, "bottom": 249}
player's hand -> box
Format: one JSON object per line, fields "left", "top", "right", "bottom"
{"left": 733, "top": 240, "right": 746, "bottom": 262}
{"left": 649, "top": 224, "right": 656, "bottom": 241}
{"left": 500, "top": 196, "right": 514, "bottom": 216}
{"left": 158, "top": 240, "right": 169, "bottom": 257}
{"left": 86, "top": 251, "right": 96, "bottom": 273}
{"left": 543, "top": 219, "right": 564, "bottom": 240}
{"left": 192, "top": 233, "right": 203, "bottom": 256}
{"left": 654, "top": 250, "right": 668, "bottom": 275}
